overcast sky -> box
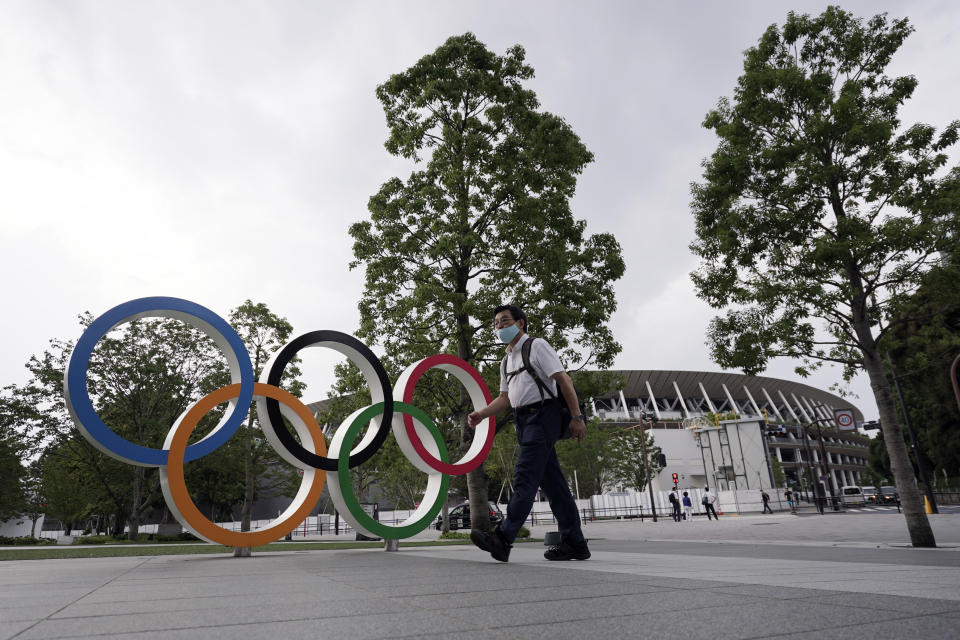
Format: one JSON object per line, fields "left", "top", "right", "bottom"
{"left": 2, "top": 1, "right": 958, "bottom": 420}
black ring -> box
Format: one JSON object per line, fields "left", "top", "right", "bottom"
{"left": 263, "top": 330, "right": 393, "bottom": 471}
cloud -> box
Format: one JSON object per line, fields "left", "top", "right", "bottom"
{"left": 2, "top": 0, "right": 953, "bottom": 422}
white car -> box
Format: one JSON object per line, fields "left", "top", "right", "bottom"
{"left": 841, "top": 486, "right": 866, "bottom": 506}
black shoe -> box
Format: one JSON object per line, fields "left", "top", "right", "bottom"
{"left": 544, "top": 537, "right": 591, "bottom": 561}
{"left": 470, "top": 527, "right": 511, "bottom": 562}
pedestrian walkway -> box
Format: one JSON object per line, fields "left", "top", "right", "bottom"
{"left": 2, "top": 514, "right": 959, "bottom": 639}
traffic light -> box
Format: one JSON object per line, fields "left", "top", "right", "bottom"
{"left": 671, "top": 473, "right": 679, "bottom": 485}
{"left": 657, "top": 453, "right": 667, "bottom": 467}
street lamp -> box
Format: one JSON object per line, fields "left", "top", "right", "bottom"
{"left": 636, "top": 412, "right": 658, "bottom": 523}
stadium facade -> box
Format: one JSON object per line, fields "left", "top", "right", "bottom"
{"left": 590, "top": 370, "right": 872, "bottom": 495}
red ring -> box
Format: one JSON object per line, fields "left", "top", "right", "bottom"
{"left": 401, "top": 354, "right": 494, "bottom": 475}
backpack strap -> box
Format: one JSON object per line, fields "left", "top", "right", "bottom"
{"left": 503, "top": 337, "right": 557, "bottom": 406}
{"left": 520, "top": 338, "right": 556, "bottom": 404}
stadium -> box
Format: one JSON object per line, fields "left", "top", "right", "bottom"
{"left": 589, "top": 370, "right": 872, "bottom": 496}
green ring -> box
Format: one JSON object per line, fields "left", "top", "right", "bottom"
{"left": 337, "top": 401, "right": 450, "bottom": 539}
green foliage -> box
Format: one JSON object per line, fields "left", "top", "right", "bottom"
{"left": 227, "top": 301, "right": 303, "bottom": 533}
{"left": 485, "top": 423, "right": 518, "bottom": 502}
{"left": 702, "top": 411, "right": 741, "bottom": 424}
{"left": 605, "top": 426, "right": 663, "bottom": 492}
{"left": 770, "top": 457, "right": 787, "bottom": 488}
{"left": 364, "top": 435, "right": 427, "bottom": 509}
{"left": 690, "top": 6, "right": 959, "bottom": 381}
{"left": 0, "top": 536, "right": 55, "bottom": 546}
{"left": 0, "top": 396, "right": 29, "bottom": 520}
{"left": 438, "top": 531, "right": 470, "bottom": 540}
{"left": 443, "top": 526, "right": 530, "bottom": 540}
{"left": 555, "top": 420, "right": 616, "bottom": 497}
{"left": 882, "top": 246, "right": 960, "bottom": 482}
{"left": 13, "top": 301, "right": 301, "bottom": 539}
{"left": 346, "top": 32, "right": 625, "bottom": 528}
{"left": 689, "top": 5, "right": 957, "bottom": 546}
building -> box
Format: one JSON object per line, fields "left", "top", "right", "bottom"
{"left": 591, "top": 370, "right": 872, "bottom": 496}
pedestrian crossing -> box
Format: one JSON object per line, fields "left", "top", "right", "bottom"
{"left": 844, "top": 506, "right": 899, "bottom": 513}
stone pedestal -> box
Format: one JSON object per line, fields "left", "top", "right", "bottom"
{"left": 384, "top": 539, "right": 399, "bottom": 552}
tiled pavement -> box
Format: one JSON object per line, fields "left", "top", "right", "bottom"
{"left": 2, "top": 514, "right": 959, "bottom": 639}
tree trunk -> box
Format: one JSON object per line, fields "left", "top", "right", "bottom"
{"left": 127, "top": 467, "right": 143, "bottom": 540}
{"left": 863, "top": 347, "right": 936, "bottom": 547}
{"left": 241, "top": 427, "right": 254, "bottom": 532}
{"left": 458, "top": 344, "right": 490, "bottom": 532}
{"left": 236, "top": 424, "right": 255, "bottom": 557}
{"left": 466, "top": 463, "right": 491, "bottom": 531}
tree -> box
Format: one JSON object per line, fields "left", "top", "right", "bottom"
{"left": 0, "top": 394, "right": 30, "bottom": 521}
{"left": 485, "top": 425, "right": 518, "bottom": 506}
{"left": 20, "top": 316, "right": 227, "bottom": 539}
{"left": 36, "top": 437, "right": 99, "bottom": 535}
{"left": 555, "top": 421, "right": 615, "bottom": 497}
{"left": 770, "top": 457, "right": 787, "bottom": 488}
{"left": 689, "top": 6, "right": 959, "bottom": 547}
{"left": 883, "top": 244, "right": 960, "bottom": 487}
{"left": 18, "top": 302, "right": 301, "bottom": 542}
{"left": 349, "top": 33, "right": 625, "bottom": 530}
{"left": 606, "top": 426, "right": 663, "bottom": 492}
{"left": 227, "top": 301, "right": 303, "bottom": 540}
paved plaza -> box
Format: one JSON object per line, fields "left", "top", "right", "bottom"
{"left": 2, "top": 512, "right": 959, "bottom": 639}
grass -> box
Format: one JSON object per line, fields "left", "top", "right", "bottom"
{"left": 0, "top": 537, "right": 541, "bottom": 561}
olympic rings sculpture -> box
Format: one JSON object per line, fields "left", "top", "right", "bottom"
{"left": 64, "top": 297, "right": 496, "bottom": 546}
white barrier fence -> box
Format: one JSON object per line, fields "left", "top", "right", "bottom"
{"left": 38, "top": 488, "right": 791, "bottom": 539}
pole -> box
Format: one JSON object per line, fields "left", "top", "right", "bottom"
{"left": 733, "top": 420, "right": 750, "bottom": 489}
{"left": 814, "top": 424, "right": 837, "bottom": 511}
{"left": 888, "top": 358, "right": 939, "bottom": 514}
{"left": 951, "top": 352, "right": 960, "bottom": 414}
{"left": 698, "top": 431, "right": 710, "bottom": 486}
{"left": 800, "top": 424, "right": 821, "bottom": 514}
{"left": 638, "top": 419, "right": 657, "bottom": 522}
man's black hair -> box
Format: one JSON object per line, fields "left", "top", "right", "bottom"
{"left": 493, "top": 304, "right": 527, "bottom": 331}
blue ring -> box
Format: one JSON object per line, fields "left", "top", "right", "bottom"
{"left": 64, "top": 297, "right": 254, "bottom": 466}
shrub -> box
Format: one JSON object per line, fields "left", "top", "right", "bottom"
{"left": 0, "top": 536, "right": 56, "bottom": 546}
{"left": 439, "top": 531, "right": 470, "bottom": 540}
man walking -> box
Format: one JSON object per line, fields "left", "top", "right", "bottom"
{"left": 467, "top": 304, "right": 590, "bottom": 563}
{"left": 761, "top": 490, "right": 774, "bottom": 514}
{"left": 702, "top": 486, "right": 720, "bottom": 520}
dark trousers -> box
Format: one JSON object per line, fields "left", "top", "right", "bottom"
{"left": 499, "top": 401, "right": 584, "bottom": 545}
{"left": 762, "top": 501, "right": 773, "bottom": 513}
{"left": 705, "top": 503, "right": 719, "bottom": 520}
{"left": 671, "top": 502, "right": 682, "bottom": 522}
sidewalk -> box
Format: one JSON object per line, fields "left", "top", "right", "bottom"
{"left": 2, "top": 514, "right": 959, "bottom": 639}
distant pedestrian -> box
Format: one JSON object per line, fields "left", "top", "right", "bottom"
{"left": 785, "top": 488, "right": 795, "bottom": 513}
{"left": 669, "top": 488, "right": 682, "bottom": 522}
{"left": 761, "top": 491, "right": 773, "bottom": 514}
{"left": 702, "top": 487, "right": 719, "bottom": 520}
{"left": 682, "top": 491, "right": 693, "bottom": 521}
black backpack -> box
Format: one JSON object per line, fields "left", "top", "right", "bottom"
{"left": 501, "top": 337, "right": 586, "bottom": 440}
